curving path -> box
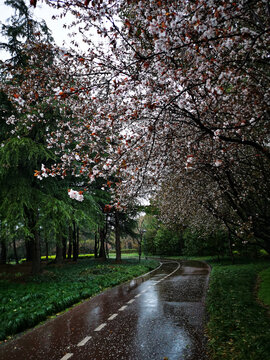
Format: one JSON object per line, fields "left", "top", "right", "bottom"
{"left": 0, "top": 260, "right": 210, "bottom": 360}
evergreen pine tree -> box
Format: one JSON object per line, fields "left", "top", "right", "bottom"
{"left": 0, "top": 0, "right": 53, "bottom": 66}
{"left": 0, "top": 0, "right": 55, "bottom": 272}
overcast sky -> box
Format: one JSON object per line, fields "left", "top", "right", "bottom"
{"left": 0, "top": 0, "right": 81, "bottom": 59}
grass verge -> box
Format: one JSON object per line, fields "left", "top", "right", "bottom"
{"left": 206, "top": 259, "right": 270, "bottom": 360}
{"left": 0, "top": 258, "right": 158, "bottom": 342}
{"left": 258, "top": 267, "right": 270, "bottom": 307}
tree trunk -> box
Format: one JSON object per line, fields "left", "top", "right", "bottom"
{"left": 73, "top": 221, "right": 78, "bottom": 261}
{"left": 138, "top": 241, "right": 142, "bottom": 263}
{"left": 76, "top": 226, "right": 80, "bottom": 258}
{"left": 62, "top": 234, "right": 67, "bottom": 260}
{"left": 31, "top": 228, "right": 41, "bottom": 274}
{"left": 98, "top": 227, "right": 107, "bottom": 261}
{"left": 0, "top": 238, "right": 7, "bottom": 265}
{"left": 13, "top": 238, "right": 18, "bottom": 264}
{"left": 106, "top": 239, "right": 109, "bottom": 259}
{"left": 115, "top": 211, "right": 121, "bottom": 263}
{"left": 56, "top": 236, "right": 63, "bottom": 264}
{"left": 25, "top": 238, "right": 34, "bottom": 261}
{"left": 45, "top": 236, "right": 49, "bottom": 261}
{"left": 228, "top": 230, "right": 235, "bottom": 265}
{"left": 24, "top": 207, "right": 41, "bottom": 274}
{"left": 94, "top": 231, "right": 99, "bottom": 258}
{"left": 68, "top": 226, "right": 72, "bottom": 260}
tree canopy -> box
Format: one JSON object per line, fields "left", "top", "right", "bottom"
{"left": 2, "top": 0, "right": 269, "bottom": 255}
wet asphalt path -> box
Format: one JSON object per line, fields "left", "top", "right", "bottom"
{"left": 0, "top": 260, "right": 210, "bottom": 360}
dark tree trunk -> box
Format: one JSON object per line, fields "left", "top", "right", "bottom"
{"left": 138, "top": 241, "right": 142, "bottom": 262}
{"left": 73, "top": 221, "right": 78, "bottom": 261}
{"left": 94, "top": 232, "right": 99, "bottom": 258}
{"left": 228, "top": 230, "right": 235, "bottom": 265}
{"left": 45, "top": 236, "right": 49, "bottom": 262}
{"left": 106, "top": 240, "right": 109, "bottom": 259}
{"left": 98, "top": 227, "right": 107, "bottom": 261}
{"left": 24, "top": 207, "right": 41, "bottom": 274}
{"left": 62, "top": 234, "right": 67, "bottom": 260}
{"left": 25, "top": 238, "right": 34, "bottom": 261}
{"left": 0, "top": 238, "right": 7, "bottom": 265}
{"left": 13, "top": 238, "right": 18, "bottom": 264}
{"left": 115, "top": 211, "right": 121, "bottom": 263}
{"left": 56, "top": 236, "right": 63, "bottom": 264}
{"left": 31, "top": 229, "right": 41, "bottom": 274}
{"left": 76, "top": 227, "right": 80, "bottom": 257}
{"left": 68, "top": 226, "right": 72, "bottom": 260}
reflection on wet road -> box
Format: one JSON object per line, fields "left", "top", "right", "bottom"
{"left": 0, "top": 260, "right": 210, "bottom": 360}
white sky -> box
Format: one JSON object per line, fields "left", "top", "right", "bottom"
{"left": 0, "top": 0, "right": 84, "bottom": 59}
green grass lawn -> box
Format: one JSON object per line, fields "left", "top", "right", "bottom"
{"left": 108, "top": 252, "right": 141, "bottom": 259}
{"left": 205, "top": 258, "right": 270, "bottom": 360}
{"left": 258, "top": 267, "right": 270, "bottom": 307}
{"left": 0, "top": 258, "right": 158, "bottom": 342}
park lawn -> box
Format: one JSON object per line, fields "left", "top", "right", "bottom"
{"left": 0, "top": 258, "right": 158, "bottom": 342}
{"left": 258, "top": 266, "right": 270, "bottom": 307}
{"left": 206, "top": 259, "right": 270, "bottom": 360}
{"left": 108, "top": 252, "right": 141, "bottom": 259}
{"left": 20, "top": 253, "right": 95, "bottom": 262}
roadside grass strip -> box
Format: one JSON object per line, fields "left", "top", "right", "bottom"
{"left": 206, "top": 262, "right": 270, "bottom": 360}
{"left": 258, "top": 266, "right": 270, "bottom": 307}
{"left": 0, "top": 259, "right": 158, "bottom": 341}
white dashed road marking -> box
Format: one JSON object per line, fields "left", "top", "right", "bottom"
{"left": 59, "top": 261, "right": 182, "bottom": 360}
{"left": 108, "top": 313, "right": 118, "bottom": 320}
{"left": 60, "top": 353, "right": 73, "bottom": 360}
{"left": 94, "top": 323, "right": 107, "bottom": 331}
{"left": 77, "top": 336, "right": 92, "bottom": 347}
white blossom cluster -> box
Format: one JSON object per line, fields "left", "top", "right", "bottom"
{"left": 68, "top": 189, "right": 84, "bottom": 202}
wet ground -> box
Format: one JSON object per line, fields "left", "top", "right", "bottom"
{"left": 0, "top": 260, "right": 210, "bottom": 360}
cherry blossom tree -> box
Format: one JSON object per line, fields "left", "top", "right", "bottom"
{"left": 155, "top": 143, "right": 270, "bottom": 254}
{"left": 24, "top": 1, "right": 268, "bottom": 178}
{"left": 15, "top": 0, "right": 270, "bottom": 252}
